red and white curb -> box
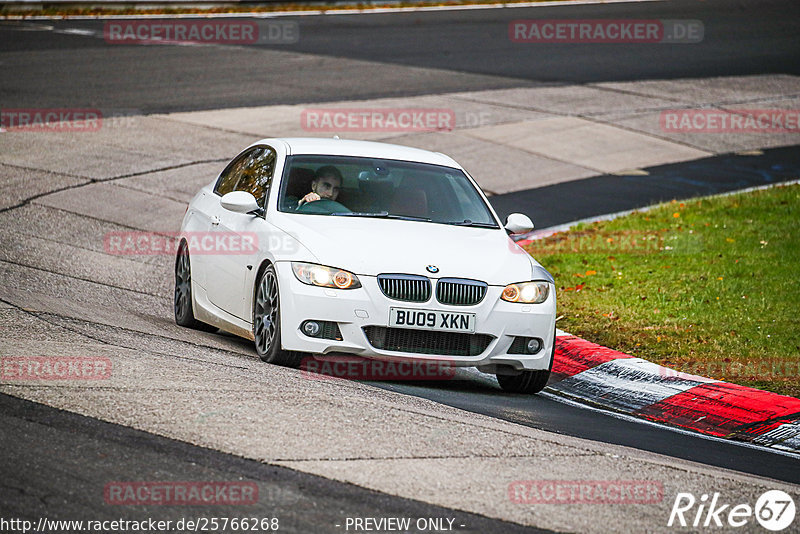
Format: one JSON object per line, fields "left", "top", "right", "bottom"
{"left": 549, "top": 332, "right": 800, "bottom": 453}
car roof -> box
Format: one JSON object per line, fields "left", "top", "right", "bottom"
{"left": 255, "top": 137, "right": 462, "bottom": 168}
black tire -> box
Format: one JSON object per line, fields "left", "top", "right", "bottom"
{"left": 496, "top": 329, "right": 556, "bottom": 394}
{"left": 496, "top": 369, "right": 550, "bottom": 394}
{"left": 253, "top": 264, "right": 302, "bottom": 367}
{"left": 174, "top": 242, "right": 217, "bottom": 332}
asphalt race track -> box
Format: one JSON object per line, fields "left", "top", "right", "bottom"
{"left": 0, "top": 394, "right": 543, "bottom": 534}
{"left": 490, "top": 145, "right": 800, "bottom": 226}
{"left": 2, "top": 0, "right": 800, "bottom": 532}
{"left": 0, "top": 0, "right": 798, "bottom": 112}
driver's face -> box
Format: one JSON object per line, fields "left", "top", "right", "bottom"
{"left": 313, "top": 174, "right": 341, "bottom": 200}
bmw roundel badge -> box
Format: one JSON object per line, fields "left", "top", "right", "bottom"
{"left": 426, "top": 265, "right": 439, "bottom": 273}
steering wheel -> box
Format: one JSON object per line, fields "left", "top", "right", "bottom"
{"left": 296, "top": 199, "right": 351, "bottom": 214}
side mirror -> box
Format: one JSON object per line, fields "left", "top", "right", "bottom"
{"left": 220, "top": 191, "right": 260, "bottom": 214}
{"left": 504, "top": 213, "right": 534, "bottom": 235}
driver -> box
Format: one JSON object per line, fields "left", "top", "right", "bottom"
{"left": 297, "top": 166, "right": 343, "bottom": 208}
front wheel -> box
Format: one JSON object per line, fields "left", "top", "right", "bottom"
{"left": 253, "top": 264, "right": 302, "bottom": 367}
{"left": 496, "top": 329, "right": 556, "bottom": 394}
{"left": 496, "top": 369, "right": 550, "bottom": 394}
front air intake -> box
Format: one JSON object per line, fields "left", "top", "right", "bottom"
{"left": 363, "top": 326, "right": 492, "bottom": 357}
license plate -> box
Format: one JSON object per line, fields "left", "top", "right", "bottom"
{"left": 389, "top": 307, "right": 476, "bottom": 333}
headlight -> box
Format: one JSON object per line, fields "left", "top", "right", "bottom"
{"left": 291, "top": 262, "right": 361, "bottom": 289}
{"left": 501, "top": 281, "right": 549, "bottom": 304}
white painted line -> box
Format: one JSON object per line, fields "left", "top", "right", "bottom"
{"left": 752, "top": 421, "right": 800, "bottom": 449}
{"left": 54, "top": 28, "right": 96, "bottom": 36}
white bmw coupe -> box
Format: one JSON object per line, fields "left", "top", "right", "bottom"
{"left": 176, "top": 138, "right": 556, "bottom": 393}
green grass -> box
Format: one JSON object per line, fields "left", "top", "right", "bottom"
{"left": 524, "top": 183, "right": 800, "bottom": 398}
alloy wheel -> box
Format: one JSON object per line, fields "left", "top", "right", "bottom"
{"left": 254, "top": 268, "right": 279, "bottom": 356}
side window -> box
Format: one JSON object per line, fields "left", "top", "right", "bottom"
{"left": 214, "top": 149, "right": 253, "bottom": 197}
{"left": 235, "top": 147, "right": 276, "bottom": 208}
{"left": 214, "top": 146, "right": 277, "bottom": 208}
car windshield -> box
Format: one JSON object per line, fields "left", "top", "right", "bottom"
{"left": 277, "top": 155, "right": 499, "bottom": 228}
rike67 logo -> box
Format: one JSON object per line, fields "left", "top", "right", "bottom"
{"left": 668, "top": 490, "right": 796, "bottom": 531}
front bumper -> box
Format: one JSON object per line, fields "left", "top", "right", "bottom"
{"left": 275, "top": 262, "right": 556, "bottom": 371}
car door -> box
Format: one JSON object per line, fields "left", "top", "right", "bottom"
{"left": 187, "top": 149, "right": 250, "bottom": 292}
{"left": 206, "top": 145, "right": 277, "bottom": 320}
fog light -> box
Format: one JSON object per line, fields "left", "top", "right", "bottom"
{"left": 302, "top": 320, "right": 321, "bottom": 337}
{"left": 526, "top": 338, "right": 543, "bottom": 354}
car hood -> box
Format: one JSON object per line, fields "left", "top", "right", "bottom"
{"left": 271, "top": 215, "right": 541, "bottom": 285}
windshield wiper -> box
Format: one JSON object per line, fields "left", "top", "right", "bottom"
{"left": 330, "top": 211, "right": 390, "bottom": 217}
{"left": 446, "top": 219, "right": 499, "bottom": 228}
{"left": 331, "top": 212, "right": 432, "bottom": 222}
{"left": 384, "top": 214, "right": 432, "bottom": 222}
